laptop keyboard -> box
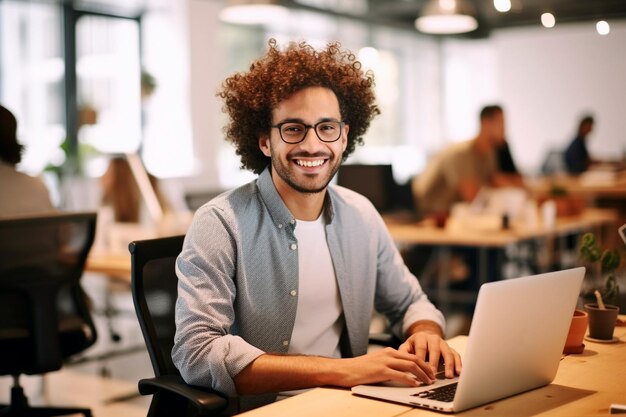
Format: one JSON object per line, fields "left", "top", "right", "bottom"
{"left": 411, "top": 383, "right": 457, "bottom": 403}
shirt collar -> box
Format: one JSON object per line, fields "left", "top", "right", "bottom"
{"left": 256, "top": 166, "right": 336, "bottom": 228}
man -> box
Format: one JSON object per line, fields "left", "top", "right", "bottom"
{"left": 0, "top": 104, "right": 54, "bottom": 216}
{"left": 412, "top": 105, "right": 523, "bottom": 216}
{"left": 564, "top": 115, "right": 594, "bottom": 174}
{"left": 172, "top": 39, "right": 461, "bottom": 412}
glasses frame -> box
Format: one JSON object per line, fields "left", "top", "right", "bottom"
{"left": 271, "top": 120, "right": 346, "bottom": 144}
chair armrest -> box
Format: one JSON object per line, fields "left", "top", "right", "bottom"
{"left": 138, "top": 375, "right": 228, "bottom": 412}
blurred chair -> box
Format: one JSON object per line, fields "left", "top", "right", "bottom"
{"left": 129, "top": 235, "right": 228, "bottom": 417}
{"left": 0, "top": 211, "right": 98, "bottom": 416}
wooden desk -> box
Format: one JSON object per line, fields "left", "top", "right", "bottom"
{"left": 238, "top": 326, "right": 626, "bottom": 417}
{"left": 85, "top": 251, "right": 132, "bottom": 283}
{"left": 529, "top": 172, "right": 626, "bottom": 200}
{"left": 529, "top": 173, "right": 626, "bottom": 231}
{"left": 385, "top": 208, "right": 617, "bottom": 248}
{"left": 385, "top": 209, "right": 617, "bottom": 314}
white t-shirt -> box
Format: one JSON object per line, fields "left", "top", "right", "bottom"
{"left": 288, "top": 213, "right": 344, "bottom": 358}
{"left": 279, "top": 213, "right": 344, "bottom": 399}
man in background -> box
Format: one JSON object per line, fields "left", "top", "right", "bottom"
{"left": 564, "top": 115, "right": 594, "bottom": 174}
{"left": 412, "top": 105, "right": 523, "bottom": 217}
{"left": 0, "top": 104, "right": 54, "bottom": 216}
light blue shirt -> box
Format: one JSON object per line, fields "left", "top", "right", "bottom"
{"left": 172, "top": 167, "right": 444, "bottom": 411}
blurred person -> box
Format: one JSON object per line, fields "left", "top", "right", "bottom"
{"left": 100, "top": 155, "right": 170, "bottom": 223}
{"left": 173, "top": 39, "right": 461, "bottom": 412}
{"left": 412, "top": 105, "right": 524, "bottom": 217}
{"left": 564, "top": 115, "right": 594, "bottom": 174}
{"left": 0, "top": 104, "right": 54, "bottom": 216}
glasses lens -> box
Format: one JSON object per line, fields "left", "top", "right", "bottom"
{"left": 280, "top": 123, "right": 306, "bottom": 143}
{"left": 315, "top": 121, "right": 341, "bottom": 142}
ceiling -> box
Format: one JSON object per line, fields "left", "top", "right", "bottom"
{"left": 289, "top": 0, "right": 626, "bottom": 38}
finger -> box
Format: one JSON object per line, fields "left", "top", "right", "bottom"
{"left": 414, "top": 337, "right": 428, "bottom": 362}
{"left": 454, "top": 350, "right": 463, "bottom": 375}
{"left": 387, "top": 355, "right": 435, "bottom": 383}
{"left": 427, "top": 342, "right": 441, "bottom": 373}
{"left": 398, "top": 340, "right": 413, "bottom": 354}
{"left": 386, "top": 370, "right": 422, "bottom": 387}
{"left": 441, "top": 346, "right": 462, "bottom": 378}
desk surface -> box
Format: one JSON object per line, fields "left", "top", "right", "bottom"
{"left": 238, "top": 324, "right": 626, "bottom": 417}
{"left": 385, "top": 208, "right": 617, "bottom": 248}
{"left": 529, "top": 172, "right": 626, "bottom": 198}
{"left": 85, "top": 251, "right": 132, "bottom": 282}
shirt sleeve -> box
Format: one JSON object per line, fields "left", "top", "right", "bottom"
{"left": 172, "top": 206, "right": 265, "bottom": 397}
{"left": 370, "top": 211, "right": 445, "bottom": 339}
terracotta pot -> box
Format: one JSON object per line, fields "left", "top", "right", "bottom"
{"left": 563, "top": 309, "right": 588, "bottom": 354}
{"left": 584, "top": 303, "right": 620, "bottom": 340}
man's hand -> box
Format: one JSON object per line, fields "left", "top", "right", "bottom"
{"left": 399, "top": 321, "right": 462, "bottom": 379}
{"left": 331, "top": 347, "right": 436, "bottom": 388}
{"left": 235, "top": 348, "right": 440, "bottom": 395}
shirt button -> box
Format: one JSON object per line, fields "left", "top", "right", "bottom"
{"left": 290, "top": 243, "right": 297, "bottom": 250}
{"left": 290, "top": 290, "right": 297, "bottom": 296}
{"left": 278, "top": 223, "right": 283, "bottom": 229}
{"left": 282, "top": 340, "right": 289, "bottom": 347}
{"left": 290, "top": 219, "right": 295, "bottom": 225}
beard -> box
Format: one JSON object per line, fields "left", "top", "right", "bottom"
{"left": 270, "top": 150, "right": 342, "bottom": 194}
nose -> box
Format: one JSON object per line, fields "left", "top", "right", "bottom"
{"left": 298, "top": 126, "right": 323, "bottom": 152}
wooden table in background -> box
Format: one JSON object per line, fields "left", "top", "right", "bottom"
{"left": 85, "top": 251, "right": 132, "bottom": 283}
{"left": 384, "top": 209, "right": 618, "bottom": 314}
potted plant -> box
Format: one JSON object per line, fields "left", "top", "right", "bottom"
{"left": 578, "top": 232, "right": 622, "bottom": 341}
{"left": 578, "top": 232, "right": 621, "bottom": 307}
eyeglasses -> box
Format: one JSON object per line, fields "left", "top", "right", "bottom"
{"left": 271, "top": 120, "right": 345, "bottom": 144}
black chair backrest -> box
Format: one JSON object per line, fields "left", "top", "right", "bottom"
{"left": 336, "top": 164, "right": 396, "bottom": 213}
{"left": 0, "top": 211, "right": 97, "bottom": 374}
{"left": 130, "top": 234, "right": 185, "bottom": 377}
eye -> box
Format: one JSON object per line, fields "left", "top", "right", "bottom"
{"left": 281, "top": 123, "right": 305, "bottom": 134}
{"left": 318, "top": 122, "right": 338, "bottom": 132}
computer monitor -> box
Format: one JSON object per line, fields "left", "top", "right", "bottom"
{"left": 125, "top": 153, "right": 164, "bottom": 223}
{"left": 336, "top": 164, "right": 395, "bottom": 213}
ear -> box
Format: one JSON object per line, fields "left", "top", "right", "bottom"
{"left": 259, "top": 135, "right": 271, "bottom": 157}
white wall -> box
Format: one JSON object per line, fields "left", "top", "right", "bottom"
{"left": 179, "top": 9, "right": 626, "bottom": 193}
{"left": 440, "top": 21, "right": 626, "bottom": 175}
{"left": 494, "top": 22, "right": 626, "bottom": 174}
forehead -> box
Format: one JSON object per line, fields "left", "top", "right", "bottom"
{"left": 272, "top": 86, "right": 341, "bottom": 121}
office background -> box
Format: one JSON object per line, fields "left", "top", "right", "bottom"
{"left": 2, "top": 0, "right": 625, "bottom": 209}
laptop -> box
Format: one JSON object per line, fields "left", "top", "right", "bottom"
{"left": 351, "top": 267, "right": 585, "bottom": 413}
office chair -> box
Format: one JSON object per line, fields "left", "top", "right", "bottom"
{"left": 129, "top": 235, "right": 228, "bottom": 417}
{"left": 0, "top": 211, "right": 98, "bottom": 417}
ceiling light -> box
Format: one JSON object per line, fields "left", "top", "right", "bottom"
{"left": 493, "top": 0, "right": 511, "bottom": 13}
{"left": 415, "top": 0, "right": 478, "bottom": 35}
{"left": 219, "top": 0, "right": 289, "bottom": 25}
{"left": 541, "top": 12, "right": 555, "bottom": 28}
{"left": 596, "top": 20, "right": 610, "bottom": 35}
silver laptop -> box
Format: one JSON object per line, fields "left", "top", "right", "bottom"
{"left": 352, "top": 267, "right": 585, "bottom": 413}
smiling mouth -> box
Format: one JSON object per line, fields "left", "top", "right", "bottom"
{"left": 294, "top": 159, "right": 326, "bottom": 168}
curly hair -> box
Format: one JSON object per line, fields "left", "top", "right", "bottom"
{"left": 218, "top": 39, "right": 380, "bottom": 174}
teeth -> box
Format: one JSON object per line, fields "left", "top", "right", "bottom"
{"left": 296, "top": 159, "right": 324, "bottom": 167}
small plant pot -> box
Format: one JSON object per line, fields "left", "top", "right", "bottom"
{"left": 563, "top": 309, "right": 588, "bottom": 354}
{"left": 584, "top": 303, "right": 620, "bottom": 341}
